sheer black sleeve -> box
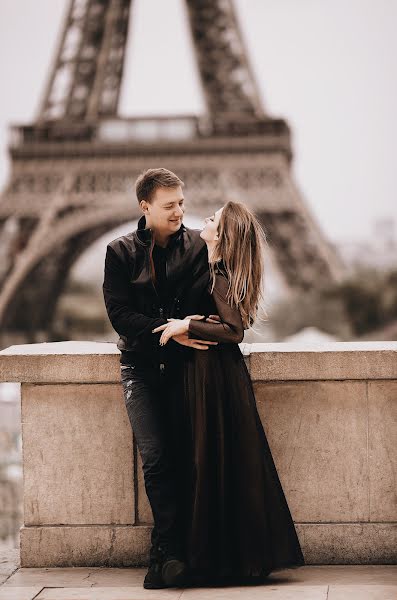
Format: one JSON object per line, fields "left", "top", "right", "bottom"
{"left": 187, "top": 272, "right": 244, "bottom": 343}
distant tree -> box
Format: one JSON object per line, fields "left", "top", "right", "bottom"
{"left": 271, "top": 267, "right": 397, "bottom": 340}
{"left": 333, "top": 267, "right": 397, "bottom": 335}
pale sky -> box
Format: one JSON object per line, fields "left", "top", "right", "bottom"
{"left": 0, "top": 0, "right": 396, "bottom": 243}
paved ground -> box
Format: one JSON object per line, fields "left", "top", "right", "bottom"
{"left": 1, "top": 552, "right": 396, "bottom": 599}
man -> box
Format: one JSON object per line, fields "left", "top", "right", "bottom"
{"left": 102, "top": 168, "right": 216, "bottom": 589}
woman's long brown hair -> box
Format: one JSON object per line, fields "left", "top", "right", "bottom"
{"left": 209, "top": 200, "right": 268, "bottom": 329}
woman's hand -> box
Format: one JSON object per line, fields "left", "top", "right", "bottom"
{"left": 152, "top": 318, "right": 192, "bottom": 345}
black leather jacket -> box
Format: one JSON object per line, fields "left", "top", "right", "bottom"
{"left": 102, "top": 215, "right": 209, "bottom": 366}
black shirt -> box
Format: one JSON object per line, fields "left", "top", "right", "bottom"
{"left": 152, "top": 243, "right": 168, "bottom": 306}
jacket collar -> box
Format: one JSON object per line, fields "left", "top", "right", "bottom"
{"left": 135, "top": 214, "right": 187, "bottom": 248}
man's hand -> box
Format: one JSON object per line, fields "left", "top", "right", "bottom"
{"left": 172, "top": 332, "right": 218, "bottom": 350}
{"left": 153, "top": 318, "right": 190, "bottom": 344}
{"left": 152, "top": 314, "right": 221, "bottom": 349}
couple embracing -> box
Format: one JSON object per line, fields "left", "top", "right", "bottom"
{"left": 102, "top": 167, "right": 304, "bottom": 589}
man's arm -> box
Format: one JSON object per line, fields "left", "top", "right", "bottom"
{"left": 102, "top": 244, "right": 167, "bottom": 341}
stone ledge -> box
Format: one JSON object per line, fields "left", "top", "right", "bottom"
{"left": 1, "top": 340, "right": 396, "bottom": 383}
{"left": 0, "top": 341, "right": 120, "bottom": 383}
{"left": 249, "top": 342, "right": 397, "bottom": 381}
{"left": 19, "top": 523, "right": 397, "bottom": 567}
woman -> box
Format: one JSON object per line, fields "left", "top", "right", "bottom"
{"left": 153, "top": 201, "right": 305, "bottom": 586}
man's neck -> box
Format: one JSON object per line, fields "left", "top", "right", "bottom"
{"left": 144, "top": 217, "right": 177, "bottom": 247}
{"left": 152, "top": 230, "right": 170, "bottom": 248}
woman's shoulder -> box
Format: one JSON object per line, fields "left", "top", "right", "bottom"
{"left": 208, "top": 261, "right": 230, "bottom": 297}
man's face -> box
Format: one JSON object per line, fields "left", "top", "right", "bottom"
{"left": 141, "top": 186, "right": 185, "bottom": 235}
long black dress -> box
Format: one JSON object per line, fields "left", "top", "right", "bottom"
{"left": 179, "top": 265, "right": 305, "bottom": 585}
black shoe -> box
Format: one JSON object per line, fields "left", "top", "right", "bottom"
{"left": 143, "top": 558, "right": 168, "bottom": 589}
{"left": 158, "top": 543, "right": 188, "bottom": 587}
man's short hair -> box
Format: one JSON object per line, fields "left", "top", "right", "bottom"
{"left": 135, "top": 168, "right": 184, "bottom": 204}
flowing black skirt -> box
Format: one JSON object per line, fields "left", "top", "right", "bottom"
{"left": 179, "top": 343, "right": 305, "bottom": 585}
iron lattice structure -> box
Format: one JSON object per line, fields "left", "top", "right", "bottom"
{"left": 0, "top": 0, "right": 344, "bottom": 341}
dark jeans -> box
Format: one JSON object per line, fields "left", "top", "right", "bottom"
{"left": 120, "top": 360, "right": 190, "bottom": 561}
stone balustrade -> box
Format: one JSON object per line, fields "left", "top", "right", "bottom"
{"left": 0, "top": 340, "right": 396, "bottom": 567}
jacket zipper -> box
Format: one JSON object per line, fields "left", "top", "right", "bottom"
{"left": 159, "top": 252, "right": 169, "bottom": 375}
{"left": 147, "top": 240, "right": 166, "bottom": 375}
{"left": 159, "top": 306, "right": 165, "bottom": 374}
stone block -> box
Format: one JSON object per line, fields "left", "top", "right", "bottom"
{"left": 20, "top": 525, "right": 151, "bottom": 567}
{"left": 21, "top": 383, "right": 134, "bottom": 525}
{"left": 254, "top": 381, "right": 368, "bottom": 522}
{"left": 368, "top": 381, "right": 397, "bottom": 522}
{"left": 297, "top": 523, "right": 397, "bottom": 564}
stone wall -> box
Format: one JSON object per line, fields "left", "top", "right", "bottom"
{"left": 0, "top": 341, "right": 396, "bottom": 567}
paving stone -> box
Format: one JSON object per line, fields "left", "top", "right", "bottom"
{"left": 0, "top": 548, "right": 20, "bottom": 587}
{"left": 179, "top": 585, "right": 328, "bottom": 599}
{"left": 3, "top": 565, "right": 397, "bottom": 590}
{"left": 328, "top": 585, "right": 397, "bottom": 600}
{"left": 268, "top": 565, "right": 397, "bottom": 585}
{"left": 3, "top": 568, "right": 102, "bottom": 587}
{"left": 36, "top": 586, "right": 183, "bottom": 599}
{"left": 0, "top": 587, "right": 44, "bottom": 600}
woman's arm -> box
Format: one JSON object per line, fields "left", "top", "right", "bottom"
{"left": 187, "top": 271, "right": 244, "bottom": 343}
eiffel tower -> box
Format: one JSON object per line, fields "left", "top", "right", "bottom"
{"left": 0, "top": 0, "right": 344, "bottom": 343}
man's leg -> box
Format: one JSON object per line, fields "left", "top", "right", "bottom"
{"left": 120, "top": 363, "right": 182, "bottom": 555}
